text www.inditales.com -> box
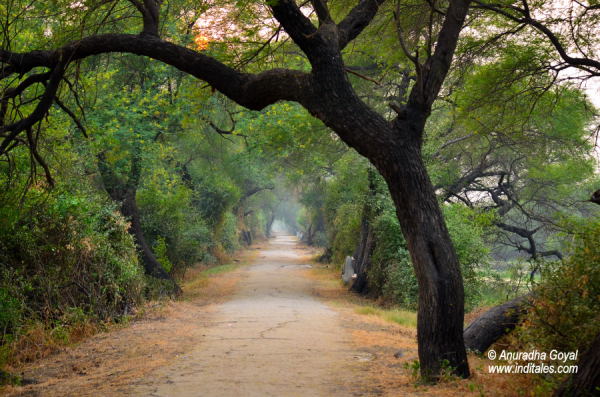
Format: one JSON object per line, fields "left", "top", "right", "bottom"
{"left": 486, "top": 349, "right": 579, "bottom": 374}
{"left": 488, "top": 363, "right": 578, "bottom": 374}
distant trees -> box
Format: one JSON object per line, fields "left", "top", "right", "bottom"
{"left": 428, "top": 48, "right": 597, "bottom": 266}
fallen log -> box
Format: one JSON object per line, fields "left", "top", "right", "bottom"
{"left": 464, "top": 294, "right": 531, "bottom": 353}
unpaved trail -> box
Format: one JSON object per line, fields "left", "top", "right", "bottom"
{"left": 4, "top": 235, "right": 367, "bottom": 397}
{"left": 132, "top": 235, "right": 363, "bottom": 396}
{"left": 3, "top": 235, "right": 514, "bottom": 397}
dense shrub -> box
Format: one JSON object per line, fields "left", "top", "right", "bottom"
{"left": 505, "top": 219, "right": 600, "bottom": 392}
{"left": 443, "top": 204, "right": 493, "bottom": 309}
{"left": 367, "top": 203, "right": 491, "bottom": 310}
{"left": 138, "top": 168, "right": 212, "bottom": 272}
{"left": 0, "top": 187, "right": 144, "bottom": 345}
{"left": 221, "top": 212, "right": 241, "bottom": 253}
{"left": 515, "top": 218, "right": 600, "bottom": 354}
{"left": 329, "top": 202, "right": 362, "bottom": 264}
{"left": 369, "top": 209, "right": 417, "bottom": 308}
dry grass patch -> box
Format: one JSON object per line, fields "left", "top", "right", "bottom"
{"left": 354, "top": 306, "right": 418, "bottom": 328}
{"left": 182, "top": 248, "right": 257, "bottom": 302}
{"left": 1, "top": 247, "right": 258, "bottom": 396}
{"left": 304, "top": 258, "right": 535, "bottom": 396}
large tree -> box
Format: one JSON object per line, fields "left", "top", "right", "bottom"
{"left": 1, "top": 0, "right": 476, "bottom": 379}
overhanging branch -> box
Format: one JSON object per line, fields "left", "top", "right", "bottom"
{"left": 0, "top": 34, "right": 312, "bottom": 112}
{"left": 472, "top": 0, "right": 600, "bottom": 76}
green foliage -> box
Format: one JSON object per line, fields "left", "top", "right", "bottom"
{"left": 138, "top": 167, "right": 211, "bottom": 271}
{"left": 370, "top": 209, "right": 417, "bottom": 308}
{"left": 515, "top": 218, "right": 600, "bottom": 354}
{"left": 506, "top": 218, "right": 600, "bottom": 391}
{"left": 329, "top": 203, "right": 362, "bottom": 263}
{"left": 319, "top": 154, "right": 369, "bottom": 259}
{"left": 221, "top": 212, "right": 241, "bottom": 253}
{"left": 299, "top": 147, "right": 495, "bottom": 310}
{"left": 154, "top": 237, "right": 173, "bottom": 273}
{"left": 0, "top": 186, "right": 144, "bottom": 342}
{"left": 2, "top": 4, "right": 600, "bottom": 390}
{"left": 443, "top": 204, "right": 494, "bottom": 309}
{"left": 0, "top": 286, "right": 22, "bottom": 342}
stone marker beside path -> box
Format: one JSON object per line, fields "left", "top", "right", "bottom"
{"left": 342, "top": 256, "right": 356, "bottom": 284}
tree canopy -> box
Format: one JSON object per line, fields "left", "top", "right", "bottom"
{"left": 1, "top": 0, "right": 599, "bottom": 389}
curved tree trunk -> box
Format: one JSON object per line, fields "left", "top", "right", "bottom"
{"left": 5, "top": 0, "right": 473, "bottom": 380}
{"left": 98, "top": 152, "right": 181, "bottom": 295}
{"left": 554, "top": 331, "right": 600, "bottom": 397}
{"left": 464, "top": 295, "right": 531, "bottom": 353}
{"left": 294, "top": 15, "right": 470, "bottom": 378}
{"left": 120, "top": 189, "right": 180, "bottom": 285}
{"left": 351, "top": 168, "right": 378, "bottom": 295}
{"left": 381, "top": 148, "right": 470, "bottom": 380}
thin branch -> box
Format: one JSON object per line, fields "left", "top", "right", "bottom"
{"left": 472, "top": 0, "right": 600, "bottom": 76}
{"left": 0, "top": 60, "right": 65, "bottom": 155}
{"left": 25, "top": 127, "right": 54, "bottom": 187}
{"left": 344, "top": 67, "right": 381, "bottom": 85}
{"left": 54, "top": 97, "right": 88, "bottom": 138}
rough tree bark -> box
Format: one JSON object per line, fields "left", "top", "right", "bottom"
{"left": 464, "top": 294, "right": 531, "bottom": 353}
{"left": 0, "top": 0, "right": 473, "bottom": 379}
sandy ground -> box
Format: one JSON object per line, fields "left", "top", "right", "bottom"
{"left": 4, "top": 236, "right": 369, "bottom": 396}
{"left": 3, "top": 235, "right": 523, "bottom": 397}
{"left": 132, "top": 235, "right": 366, "bottom": 396}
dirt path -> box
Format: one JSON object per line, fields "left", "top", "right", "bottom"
{"left": 3, "top": 235, "right": 518, "bottom": 397}
{"left": 5, "top": 236, "right": 367, "bottom": 396}
{"left": 132, "top": 235, "right": 363, "bottom": 396}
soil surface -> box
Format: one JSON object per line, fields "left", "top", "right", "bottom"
{"left": 132, "top": 235, "right": 364, "bottom": 396}
{"left": 3, "top": 235, "right": 514, "bottom": 397}
{"left": 4, "top": 236, "right": 368, "bottom": 396}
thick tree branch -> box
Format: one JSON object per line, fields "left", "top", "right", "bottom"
{"left": 311, "top": 0, "right": 332, "bottom": 25}
{"left": 0, "top": 61, "right": 65, "bottom": 155}
{"left": 408, "top": 0, "right": 471, "bottom": 114}
{"left": 0, "top": 34, "right": 312, "bottom": 112}
{"left": 496, "top": 222, "right": 534, "bottom": 238}
{"left": 1, "top": 72, "right": 51, "bottom": 101}
{"left": 497, "top": 222, "right": 562, "bottom": 260}
{"left": 338, "top": 0, "right": 386, "bottom": 49}
{"left": 128, "top": 0, "right": 161, "bottom": 37}
{"left": 241, "top": 186, "right": 275, "bottom": 202}
{"left": 269, "top": 0, "right": 319, "bottom": 56}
